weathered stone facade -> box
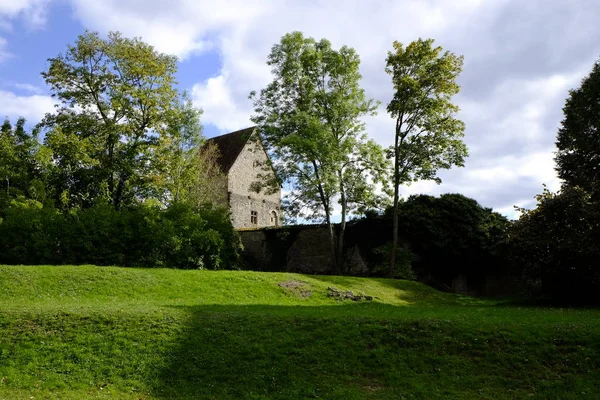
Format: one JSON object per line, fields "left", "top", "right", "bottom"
{"left": 206, "top": 127, "right": 282, "bottom": 229}
{"left": 229, "top": 193, "right": 281, "bottom": 229}
{"left": 238, "top": 225, "right": 369, "bottom": 275}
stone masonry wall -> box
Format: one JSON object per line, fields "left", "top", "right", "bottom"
{"left": 229, "top": 193, "right": 280, "bottom": 229}
{"left": 238, "top": 225, "right": 368, "bottom": 275}
{"left": 228, "top": 136, "right": 281, "bottom": 229}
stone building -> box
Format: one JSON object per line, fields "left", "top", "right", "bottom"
{"left": 206, "top": 127, "right": 282, "bottom": 229}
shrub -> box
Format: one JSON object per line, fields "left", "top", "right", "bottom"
{"left": 507, "top": 186, "right": 600, "bottom": 305}
{"left": 0, "top": 200, "right": 240, "bottom": 269}
{"left": 350, "top": 193, "right": 510, "bottom": 288}
{"left": 371, "top": 242, "right": 417, "bottom": 280}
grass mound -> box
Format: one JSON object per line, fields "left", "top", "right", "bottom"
{"left": 1, "top": 265, "right": 599, "bottom": 399}
{"left": 0, "top": 265, "right": 466, "bottom": 309}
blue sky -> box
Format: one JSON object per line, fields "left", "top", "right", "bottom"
{"left": 0, "top": 1, "right": 223, "bottom": 136}
{"left": 2, "top": 0, "right": 600, "bottom": 218}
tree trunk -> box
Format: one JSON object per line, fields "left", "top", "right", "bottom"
{"left": 107, "top": 137, "right": 115, "bottom": 206}
{"left": 113, "top": 175, "right": 126, "bottom": 210}
{"left": 174, "top": 143, "right": 184, "bottom": 203}
{"left": 389, "top": 128, "right": 401, "bottom": 278}
{"left": 325, "top": 210, "right": 337, "bottom": 275}
{"left": 336, "top": 221, "right": 346, "bottom": 275}
{"left": 389, "top": 187, "right": 399, "bottom": 278}
{"left": 336, "top": 172, "right": 347, "bottom": 275}
{"left": 312, "top": 161, "right": 337, "bottom": 274}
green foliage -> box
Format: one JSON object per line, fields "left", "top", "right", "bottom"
{"left": 385, "top": 38, "right": 468, "bottom": 276}
{"left": 394, "top": 194, "right": 509, "bottom": 284}
{"left": 1, "top": 32, "right": 235, "bottom": 273}
{"left": 349, "top": 194, "right": 510, "bottom": 289}
{"left": 385, "top": 38, "right": 467, "bottom": 186}
{"left": 509, "top": 186, "right": 600, "bottom": 304}
{"left": 250, "top": 31, "right": 387, "bottom": 272}
{"left": 1, "top": 266, "right": 599, "bottom": 399}
{"left": 0, "top": 200, "right": 239, "bottom": 269}
{"left": 250, "top": 31, "right": 385, "bottom": 220}
{"left": 371, "top": 242, "right": 417, "bottom": 280}
{"left": 555, "top": 59, "right": 600, "bottom": 196}
{"left": 41, "top": 31, "right": 197, "bottom": 210}
{"left": 508, "top": 58, "right": 600, "bottom": 305}
{"left": 155, "top": 93, "right": 227, "bottom": 208}
{"left": 0, "top": 117, "right": 49, "bottom": 209}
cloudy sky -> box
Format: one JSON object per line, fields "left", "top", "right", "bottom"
{"left": 1, "top": 0, "right": 599, "bottom": 218}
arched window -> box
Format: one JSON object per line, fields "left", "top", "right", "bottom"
{"left": 270, "top": 210, "right": 278, "bottom": 226}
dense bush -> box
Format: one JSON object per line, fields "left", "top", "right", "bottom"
{"left": 0, "top": 199, "right": 240, "bottom": 269}
{"left": 370, "top": 242, "right": 417, "bottom": 280}
{"left": 394, "top": 194, "right": 510, "bottom": 286}
{"left": 507, "top": 186, "right": 600, "bottom": 305}
{"left": 349, "top": 193, "right": 511, "bottom": 291}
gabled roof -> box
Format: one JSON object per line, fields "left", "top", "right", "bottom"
{"left": 205, "top": 126, "right": 256, "bottom": 173}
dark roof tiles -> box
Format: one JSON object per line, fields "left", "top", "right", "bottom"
{"left": 205, "top": 126, "right": 256, "bottom": 173}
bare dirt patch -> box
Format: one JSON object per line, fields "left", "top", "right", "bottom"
{"left": 278, "top": 280, "right": 312, "bottom": 298}
{"left": 278, "top": 280, "right": 305, "bottom": 289}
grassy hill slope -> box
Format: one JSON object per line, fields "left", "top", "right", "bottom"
{"left": 0, "top": 265, "right": 467, "bottom": 309}
{"left": 1, "top": 265, "right": 599, "bottom": 399}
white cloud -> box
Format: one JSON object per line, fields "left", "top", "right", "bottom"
{"left": 0, "top": 36, "right": 10, "bottom": 62}
{"left": 59, "top": 0, "right": 501, "bottom": 131}
{"left": 55, "top": 0, "right": 600, "bottom": 216}
{"left": 191, "top": 74, "right": 253, "bottom": 131}
{"left": 0, "top": 0, "right": 51, "bottom": 30}
{"left": 13, "top": 82, "right": 45, "bottom": 94}
{"left": 67, "top": 0, "right": 269, "bottom": 59}
{"left": 182, "top": 0, "right": 497, "bottom": 146}
{"left": 395, "top": 150, "right": 562, "bottom": 216}
{"left": 0, "top": 90, "right": 56, "bottom": 122}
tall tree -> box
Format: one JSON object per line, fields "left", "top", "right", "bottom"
{"left": 41, "top": 31, "right": 186, "bottom": 209}
{"left": 385, "top": 38, "right": 468, "bottom": 277}
{"left": 555, "top": 59, "right": 600, "bottom": 196}
{"left": 250, "top": 31, "right": 386, "bottom": 273}
{"left": 507, "top": 57, "right": 600, "bottom": 305}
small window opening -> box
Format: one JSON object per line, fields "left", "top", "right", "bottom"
{"left": 270, "top": 211, "right": 278, "bottom": 226}
{"left": 251, "top": 211, "right": 258, "bottom": 225}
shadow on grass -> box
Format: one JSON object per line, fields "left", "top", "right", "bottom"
{"left": 152, "top": 303, "right": 453, "bottom": 400}
{"left": 150, "top": 302, "right": 600, "bottom": 400}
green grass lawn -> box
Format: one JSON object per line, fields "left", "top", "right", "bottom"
{"left": 0, "top": 265, "right": 599, "bottom": 399}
